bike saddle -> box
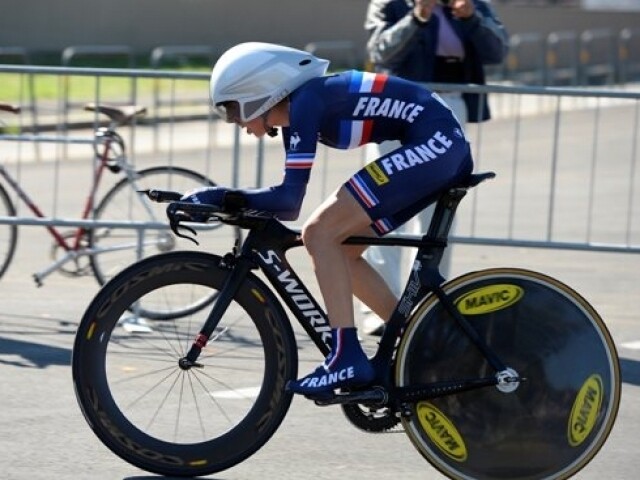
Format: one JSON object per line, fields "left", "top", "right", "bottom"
{"left": 84, "top": 103, "right": 147, "bottom": 125}
{"left": 0, "top": 103, "right": 21, "bottom": 114}
{"left": 460, "top": 171, "right": 496, "bottom": 189}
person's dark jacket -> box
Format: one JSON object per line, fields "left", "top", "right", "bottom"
{"left": 365, "top": 0, "right": 508, "bottom": 122}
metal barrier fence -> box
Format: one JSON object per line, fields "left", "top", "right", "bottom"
{"left": 504, "top": 27, "right": 640, "bottom": 86}
{"left": 4, "top": 25, "right": 640, "bottom": 117}
{"left": 1, "top": 64, "right": 638, "bottom": 255}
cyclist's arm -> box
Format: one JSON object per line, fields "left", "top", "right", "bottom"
{"left": 181, "top": 181, "right": 306, "bottom": 221}
{"left": 241, "top": 96, "right": 320, "bottom": 220}
{"left": 183, "top": 138, "right": 314, "bottom": 221}
{"left": 184, "top": 89, "right": 322, "bottom": 220}
{"left": 239, "top": 133, "right": 314, "bottom": 220}
{"left": 236, "top": 178, "right": 307, "bottom": 221}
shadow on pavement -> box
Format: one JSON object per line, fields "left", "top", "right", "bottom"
{"left": 0, "top": 335, "right": 70, "bottom": 368}
{"left": 125, "top": 476, "right": 225, "bottom": 480}
{"left": 0, "top": 312, "right": 77, "bottom": 368}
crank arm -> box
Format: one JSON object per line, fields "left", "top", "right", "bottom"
{"left": 307, "top": 387, "right": 388, "bottom": 406}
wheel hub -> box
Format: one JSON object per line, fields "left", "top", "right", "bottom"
{"left": 495, "top": 367, "right": 521, "bottom": 393}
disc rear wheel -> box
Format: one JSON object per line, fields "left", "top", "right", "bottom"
{"left": 396, "top": 268, "right": 621, "bottom": 480}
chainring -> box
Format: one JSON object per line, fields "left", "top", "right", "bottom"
{"left": 50, "top": 230, "right": 92, "bottom": 276}
{"left": 341, "top": 403, "right": 401, "bottom": 433}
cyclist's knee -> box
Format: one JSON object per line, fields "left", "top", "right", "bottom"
{"left": 301, "top": 219, "right": 339, "bottom": 256}
{"left": 302, "top": 190, "right": 372, "bottom": 255}
{"left": 344, "top": 243, "right": 367, "bottom": 261}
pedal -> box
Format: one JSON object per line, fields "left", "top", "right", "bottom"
{"left": 307, "top": 387, "right": 387, "bottom": 406}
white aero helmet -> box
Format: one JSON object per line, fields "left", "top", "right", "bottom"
{"left": 210, "top": 42, "right": 330, "bottom": 122}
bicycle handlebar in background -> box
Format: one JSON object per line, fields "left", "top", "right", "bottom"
{"left": 139, "top": 189, "right": 183, "bottom": 203}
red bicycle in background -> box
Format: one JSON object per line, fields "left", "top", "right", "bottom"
{"left": 0, "top": 102, "right": 237, "bottom": 322}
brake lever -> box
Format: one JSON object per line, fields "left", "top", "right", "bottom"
{"left": 169, "top": 212, "right": 199, "bottom": 245}
{"left": 164, "top": 202, "right": 201, "bottom": 245}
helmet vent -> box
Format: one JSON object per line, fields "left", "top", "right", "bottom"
{"left": 299, "top": 59, "right": 312, "bottom": 66}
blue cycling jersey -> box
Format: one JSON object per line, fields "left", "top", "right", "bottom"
{"left": 282, "top": 70, "right": 460, "bottom": 182}
{"left": 238, "top": 70, "right": 473, "bottom": 231}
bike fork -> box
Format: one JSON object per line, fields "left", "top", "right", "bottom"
{"left": 180, "top": 254, "right": 253, "bottom": 369}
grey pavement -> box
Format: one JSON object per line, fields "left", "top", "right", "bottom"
{"left": 1, "top": 106, "right": 639, "bottom": 479}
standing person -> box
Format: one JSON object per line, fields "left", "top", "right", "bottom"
{"left": 181, "top": 42, "right": 473, "bottom": 395}
{"left": 361, "top": 0, "right": 508, "bottom": 335}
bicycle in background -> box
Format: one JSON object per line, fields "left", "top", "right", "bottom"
{"left": 72, "top": 170, "right": 621, "bottom": 479}
{"left": 0, "top": 102, "right": 238, "bottom": 321}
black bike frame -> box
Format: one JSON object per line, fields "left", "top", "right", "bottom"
{"left": 182, "top": 172, "right": 509, "bottom": 400}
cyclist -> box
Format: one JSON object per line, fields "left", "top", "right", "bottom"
{"left": 182, "top": 42, "right": 473, "bottom": 395}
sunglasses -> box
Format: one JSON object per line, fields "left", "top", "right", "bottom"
{"left": 216, "top": 101, "right": 242, "bottom": 124}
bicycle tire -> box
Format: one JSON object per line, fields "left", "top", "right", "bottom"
{"left": 395, "top": 268, "right": 620, "bottom": 480}
{"left": 0, "top": 182, "right": 18, "bottom": 280}
{"left": 73, "top": 251, "right": 298, "bottom": 477}
{"left": 89, "top": 166, "right": 239, "bottom": 319}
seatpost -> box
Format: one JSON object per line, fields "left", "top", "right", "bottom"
{"left": 425, "top": 186, "right": 468, "bottom": 243}
{"left": 417, "top": 186, "right": 469, "bottom": 277}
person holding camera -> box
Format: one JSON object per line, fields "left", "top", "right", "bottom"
{"left": 361, "top": 0, "right": 508, "bottom": 335}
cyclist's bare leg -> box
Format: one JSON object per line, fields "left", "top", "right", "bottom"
{"left": 303, "top": 186, "right": 397, "bottom": 328}
{"left": 291, "top": 185, "right": 393, "bottom": 393}
{"left": 345, "top": 243, "right": 397, "bottom": 324}
{"left": 302, "top": 186, "right": 372, "bottom": 328}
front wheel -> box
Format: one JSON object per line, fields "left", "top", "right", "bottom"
{"left": 395, "top": 268, "right": 620, "bottom": 480}
{"left": 73, "top": 251, "right": 298, "bottom": 477}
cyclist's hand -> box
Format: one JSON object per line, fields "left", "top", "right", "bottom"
{"left": 181, "top": 186, "right": 226, "bottom": 208}
{"left": 179, "top": 186, "right": 226, "bottom": 222}
{"left": 181, "top": 186, "right": 247, "bottom": 221}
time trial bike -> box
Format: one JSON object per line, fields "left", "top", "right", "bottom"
{"left": 71, "top": 171, "right": 620, "bottom": 479}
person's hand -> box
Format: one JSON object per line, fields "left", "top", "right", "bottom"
{"left": 449, "top": 0, "right": 475, "bottom": 20}
{"left": 181, "top": 186, "right": 227, "bottom": 206}
{"left": 413, "top": 0, "right": 437, "bottom": 23}
{"left": 179, "top": 186, "right": 227, "bottom": 222}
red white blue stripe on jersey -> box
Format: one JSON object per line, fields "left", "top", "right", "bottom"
{"left": 348, "top": 174, "right": 379, "bottom": 209}
{"left": 338, "top": 119, "right": 374, "bottom": 149}
{"left": 285, "top": 153, "right": 314, "bottom": 170}
{"left": 348, "top": 71, "right": 388, "bottom": 94}
{"left": 338, "top": 71, "right": 389, "bottom": 148}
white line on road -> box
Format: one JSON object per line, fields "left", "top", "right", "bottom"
{"left": 210, "top": 387, "right": 260, "bottom": 399}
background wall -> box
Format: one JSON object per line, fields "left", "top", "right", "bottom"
{"left": 2, "top": 1, "right": 640, "bottom": 63}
